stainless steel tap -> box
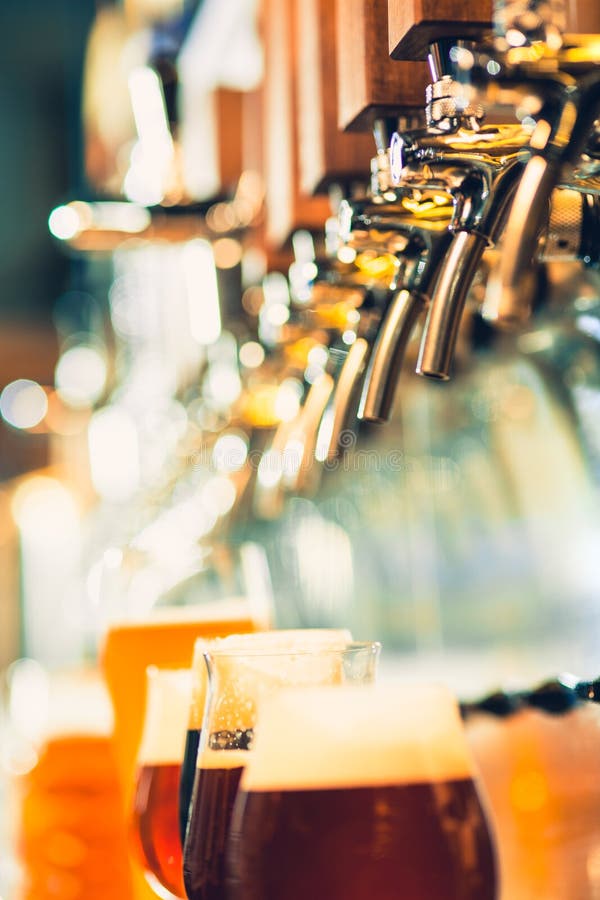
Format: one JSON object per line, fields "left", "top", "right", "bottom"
{"left": 458, "top": 0, "right": 600, "bottom": 327}
{"left": 392, "top": 121, "right": 531, "bottom": 379}
{"left": 385, "top": 0, "right": 600, "bottom": 375}
{"left": 338, "top": 189, "right": 455, "bottom": 418}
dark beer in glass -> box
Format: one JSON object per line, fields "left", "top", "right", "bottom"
{"left": 183, "top": 637, "right": 378, "bottom": 900}
{"left": 228, "top": 683, "right": 497, "bottom": 900}
{"left": 131, "top": 667, "right": 191, "bottom": 899}
{"left": 178, "top": 629, "right": 351, "bottom": 847}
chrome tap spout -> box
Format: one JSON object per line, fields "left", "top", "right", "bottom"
{"left": 396, "top": 128, "right": 528, "bottom": 379}
{"left": 336, "top": 187, "right": 456, "bottom": 421}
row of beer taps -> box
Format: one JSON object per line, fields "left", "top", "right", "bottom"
{"left": 295, "top": 0, "right": 600, "bottom": 471}
{"left": 54, "top": 0, "right": 600, "bottom": 540}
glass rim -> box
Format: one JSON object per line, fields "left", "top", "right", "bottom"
{"left": 203, "top": 640, "right": 382, "bottom": 660}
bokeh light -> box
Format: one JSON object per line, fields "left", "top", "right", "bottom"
{"left": 55, "top": 345, "right": 107, "bottom": 408}
{"left": 0, "top": 380, "right": 48, "bottom": 429}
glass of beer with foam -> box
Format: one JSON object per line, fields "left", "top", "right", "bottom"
{"left": 131, "top": 667, "right": 191, "bottom": 899}
{"left": 183, "top": 639, "right": 380, "bottom": 900}
{"left": 228, "top": 683, "right": 498, "bottom": 900}
{"left": 101, "top": 601, "right": 260, "bottom": 900}
{"left": 178, "top": 629, "right": 353, "bottom": 847}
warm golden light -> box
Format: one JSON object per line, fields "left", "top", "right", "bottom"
{"left": 124, "top": 65, "right": 175, "bottom": 205}
{"left": 48, "top": 205, "right": 81, "bottom": 241}
{"left": 213, "top": 237, "right": 243, "bottom": 270}
{"left": 239, "top": 341, "right": 265, "bottom": 369}
{"left": 184, "top": 239, "right": 222, "bottom": 346}
{"left": 55, "top": 345, "right": 107, "bottom": 408}
{"left": 212, "top": 432, "right": 249, "bottom": 473}
{"left": 88, "top": 405, "right": 141, "bottom": 501}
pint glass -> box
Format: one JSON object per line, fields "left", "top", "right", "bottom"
{"left": 131, "top": 668, "right": 191, "bottom": 899}
{"left": 183, "top": 640, "right": 380, "bottom": 900}
{"left": 100, "top": 601, "right": 257, "bottom": 802}
{"left": 229, "top": 683, "right": 497, "bottom": 900}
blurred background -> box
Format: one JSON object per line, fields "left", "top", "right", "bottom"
{"left": 0, "top": 0, "right": 94, "bottom": 476}
{"left": 1, "top": 0, "right": 600, "bottom": 707}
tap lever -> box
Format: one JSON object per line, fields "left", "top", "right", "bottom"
{"left": 489, "top": 71, "right": 600, "bottom": 325}
{"left": 359, "top": 289, "right": 426, "bottom": 422}
{"left": 324, "top": 338, "right": 370, "bottom": 462}
{"left": 417, "top": 230, "right": 487, "bottom": 380}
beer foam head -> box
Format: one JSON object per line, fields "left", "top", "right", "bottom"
{"left": 137, "top": 668, "right": 192, "bottom": 765}
{"left": 242, "top": 683, "right": 475, "bottom": 792}
{"left": 188, "top": 629, "right": 353, "bottom": 730}
{"left": 198, "top": 747, "right": 250, "bottom": 771}
{"left": 214, "top": 628, "right": 353, "bottom": 652}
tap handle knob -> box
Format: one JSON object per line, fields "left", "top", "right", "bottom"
{"left": 359, "top": 289, "right": 425, "bottom": 422}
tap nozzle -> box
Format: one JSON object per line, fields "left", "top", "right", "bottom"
{"left": 486, "top": 72, "right": 600, "bottom": 326}
{"left": 417, "top": 231, "right": 488, "bottom": 380}
{"left": 359, "top": 289, "right": 426, "bottom": 421}
{"left": 321, "top": 338, "right": 370, "bottom": 462}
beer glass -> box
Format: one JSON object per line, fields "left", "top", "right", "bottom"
{"left": 466, "top": 698, "right": 600, "bottom": 899}
{"left": 228, "top": 683, "right": 497, "bottom": 900}
{"left": 9, "top": 666, "right": 132, "bottom": 900}
{"left": 100, "top": 601, "right": 257, "bottom": 802}
{"left": 178, "top": 628, "right": 352, "bottom": 846}
{"left": 183, "top": 640, "right": 380, "bottom": 900}
{"left": 131, "top": 668, "right": 191, "bottom": 899}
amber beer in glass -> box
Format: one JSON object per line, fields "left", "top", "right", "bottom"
{"left": 228, "top": 683, "right": 497, "bottom": 900}
{"left": 131, "top": 668, "right": 191, "bottom": 899}
{"left": 178, "top": 629, "right": 353, "bottom": 846}
{"left": 466, "top": 698, "right": 600, "bottom": 899}
{"left": 100, "top": 601, "right": 257, "bottom": 900}
{"left": 183, "top": 639, "right": 379, "bottom": 900}
{"left": 13, "top": 669, "right": 133, "bottom": 900}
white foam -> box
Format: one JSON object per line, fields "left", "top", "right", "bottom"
{"left": 188, "top": 629, "right": 354, "bottom": 729}
{"left": 137, "top": 668, "right": 192, "bottom": 765}
{"left": 213, "top": 628, "right": 353, "bottom": 652}
{"left": 197, "top": 748, "right": 250, "bottom": 771}
{"left": 241, "top": 683, "right": 475, "bottom": 792}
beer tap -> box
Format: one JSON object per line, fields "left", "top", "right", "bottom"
{"left": 330, "top": 35, "right": 529, "bottom": 403}
{"left": 282, "top": 217, "right": 399, "bottom": 458}
{"left": 316, "top": 107, "right": 508, "bottom": 449}
{"left": 300, "top": 114, "right": 459, "bottom": 455}
{"left": 389, "top": 38, "right": 532, "bottom": 380}
{"left": 333, "top": 182, "right": 455, "bottom": 423}
{"left": 462, "top": 0, "right": 600, "bottom": 326}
